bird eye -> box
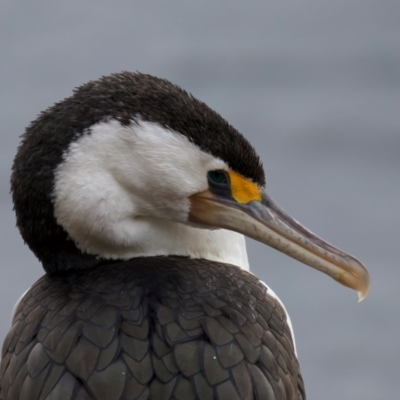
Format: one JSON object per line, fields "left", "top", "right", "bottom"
{"left": 207, "top": 170, "right": 229, "bottom": 186}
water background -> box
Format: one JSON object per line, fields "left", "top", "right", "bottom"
{"left": 1, "top": 2, "right": 399, "bottom": 398}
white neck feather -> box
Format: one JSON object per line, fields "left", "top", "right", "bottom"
{"left": 53, "top": 119, "right": 250, "bottom": 270}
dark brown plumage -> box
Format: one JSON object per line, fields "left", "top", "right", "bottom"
{"left": 1, "top": 257, "right": 304, "bottom": 400}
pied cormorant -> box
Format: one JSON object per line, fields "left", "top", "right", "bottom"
{"left": 0, "top": 72, "right": 370, "bottom": 400}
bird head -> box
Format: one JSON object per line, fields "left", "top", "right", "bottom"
{"left": 11, "top": 72, "right": 369, "bottom": 300}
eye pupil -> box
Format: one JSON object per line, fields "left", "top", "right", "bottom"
{"left": 208, "top": 170, "right": 228, "bottom": 185}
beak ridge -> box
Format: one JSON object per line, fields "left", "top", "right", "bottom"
{"left": 189, "top": 189, "right": 370, "bottom": 301}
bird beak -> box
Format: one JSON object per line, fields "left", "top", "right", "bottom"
{"left": 189, "top": 189, "right": 370, "bottom": 301}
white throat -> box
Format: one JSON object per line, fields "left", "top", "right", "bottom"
{"left": 53, "top": 119, "right": 250, "bottom": 270}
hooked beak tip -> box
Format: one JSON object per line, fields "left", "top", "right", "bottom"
{"left": 189, "top": 189, "right": 370, "bottom": 300}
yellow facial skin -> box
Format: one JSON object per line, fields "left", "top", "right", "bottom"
{"left": 228, "top": 170, "right": 262, "bottom": 204}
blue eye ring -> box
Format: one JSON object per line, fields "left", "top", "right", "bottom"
{"left": 207, "top": 170, "right": 229, "bottom": 186}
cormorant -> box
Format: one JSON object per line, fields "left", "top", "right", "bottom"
{"left": 1, "top": 72, "right": 370, "bottom": 400}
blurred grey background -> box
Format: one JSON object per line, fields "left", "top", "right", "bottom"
{"left": 1, "top": 1, "right": 399, "bottom": 398}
